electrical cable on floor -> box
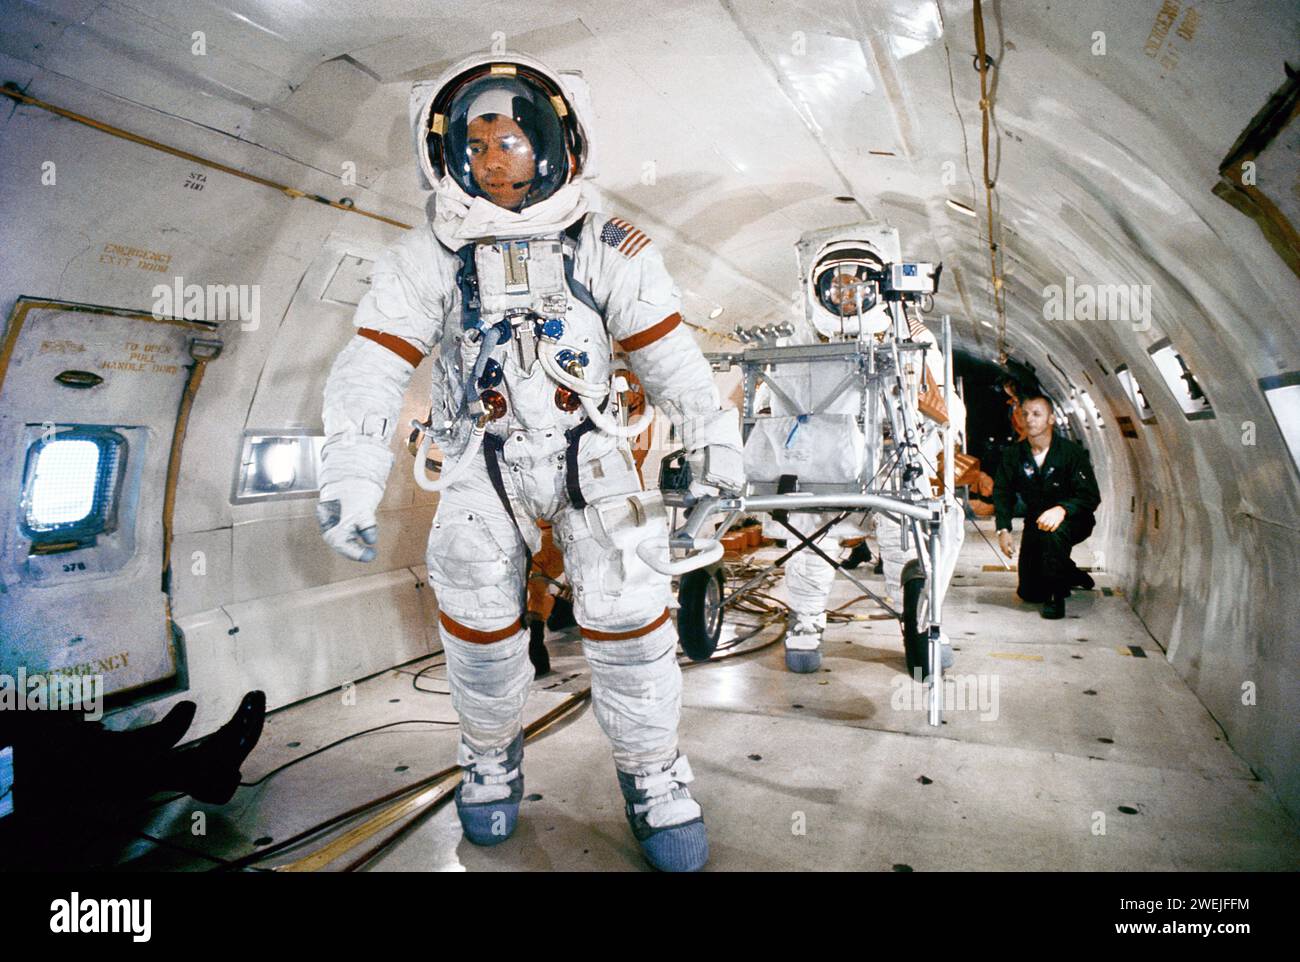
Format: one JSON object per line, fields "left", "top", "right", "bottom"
{"left": 700, "top": 616, "right": 786, "bottom": 659}
{"left": 239, "top": 719, "right": 459, "bottom": 788}
{"left": 714, "top": 540, "right": 906, "bottom": 633}
{"left": 304, "top": 691, "right": 595, "bottom": 873}
{"left": 85, "top": 655, "right": 472, "bottom": 868}
{"left": 829, "top": 596, "right": 883, "bottom": 622}
{"left": 273, "top": 598, "right": 806, "bottom": 873}
{"left": 336, "top": 772, "right": 465, "bottom": 872}
{"left": 118, "top": 717, "right": 465, "bottom": 866}
{"left": 287, "top": 533, "right": 923, "bottom": 869}
{"left": 211, "top": 765, "right": 460, "bottom": 872}
{"left": 206, "top": 675, "right": 596, "bottom": 872}
{"left": 335, "top": 682, "right": 605, "bottom": 873}
{"left": 199, "top": 551, "right": 854, "bottom": 871}
{"left": 140, "top": 693, "right": 454, "bottom": 810}
{"left": 411, "top": 661, "right": 450, "bottom": 695}
{"left": 215, "top": 600, "right": 781, "bottom": 870}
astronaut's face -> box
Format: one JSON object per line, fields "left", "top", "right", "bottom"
{"left": 828, "top": 272, "right": 864, "bottom": 316}
{"left": 467, "top": 114, "right": 536, "bottom": 210}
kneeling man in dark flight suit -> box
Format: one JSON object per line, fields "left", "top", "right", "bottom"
{"left": 993, "top": 394, "right": 1101, "bottom": 619}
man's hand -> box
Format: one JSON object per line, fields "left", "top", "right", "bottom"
{"left": 1036, "top": 505, "right": 1066, "bottom": 532}
{"left": 316, "top": 479, "right": 383, "bottom": 562}
{"left": 998, "top": 530, "right": 1015, "bottom": 558}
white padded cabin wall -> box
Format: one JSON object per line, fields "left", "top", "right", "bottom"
{"left": 0, "top": 45, "right": 441, "bottom": 738}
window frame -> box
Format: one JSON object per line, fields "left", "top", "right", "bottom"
{"left": 20, "top": 427, "right": 128, "bottom": 549}
{"left": 1259, "top": 371, "right": 1300, "bottom": 479}
{"left": 1147, "top": 337, "right": 1215, "bottom": 421}
{"left": 231, "top": 430, "right": 326, "bottom": 504}
{"left": 1114, "top": 363, "right": 1157, "bottom": 423}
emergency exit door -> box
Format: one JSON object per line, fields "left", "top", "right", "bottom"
{"left": 0, "top": 298, "right": 220, "bottom": 699}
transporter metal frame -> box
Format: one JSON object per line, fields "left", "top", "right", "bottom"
{"left": 644, "top": 300, "right": 960, "bottom": 726}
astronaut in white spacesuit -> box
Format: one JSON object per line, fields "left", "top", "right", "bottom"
{"left": 744, "top": 226, "right": 964, "bottom": 673}
{"left": 314, "top": 52, "right": 743, "bottom": 872}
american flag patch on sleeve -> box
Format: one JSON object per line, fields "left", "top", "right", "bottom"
{"left": 600, "top": 217, "right": 652, "bottom": 258}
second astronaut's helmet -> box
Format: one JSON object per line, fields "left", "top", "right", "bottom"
{"left": 816, "top": 249, "right": 882, "bottom": 316}
{"left": 420, "top": 57, "right": 588, "bottom": 212}
{"left": 795, "top": 224, "right": 902, "bottom": 340}
{"left": 809, "top": 245, "right": 889, "bottom": 338}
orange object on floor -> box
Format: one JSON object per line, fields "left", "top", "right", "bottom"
{"left": 969, "top": 470, "right": 996, "bottom": 517}
{"left": 527, "top": 521, "right": 566, "bottom": 623}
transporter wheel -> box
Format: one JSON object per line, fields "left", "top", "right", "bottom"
{"left": 677, "top": 565, "right": 725, "bottom": 662}
{"left": 901, "top": 559, "right": 932, "bottom": 678}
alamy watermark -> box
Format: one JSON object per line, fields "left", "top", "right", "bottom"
{"left": 1042, "top": 277, "right": 1151, "bottom": 332}
{"left": 891, "top": 670, "right": 1000, "bottom": 721}
{"left": 152, "top": 276, "right": 260, "bottom": 331}
{"left": 0, "top": 668, "right": 103, "bottom": 721}
{"left": 50, "top": 892, "right": 151, "bottom": 942}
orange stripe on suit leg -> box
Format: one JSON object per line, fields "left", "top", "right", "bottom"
{"left": 580, "top": 608, "right": 672, "bottom": 641}
{"left": 439, "top": 611, "right": 524, "bottom": 643}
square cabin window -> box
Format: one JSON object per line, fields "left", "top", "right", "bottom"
{"left": 20, "top": 430, "right": 125, "bottom": 548}
{"left": 1260, "top": 372, "right": 1300, "bottom": 477}
{"left": 232, "top": 433, "right": 325, "bottom": 503}
{"left": 1077, "top": 389, "right": 1104, "bottom": 430}
{"left": 1114, "top": 364, "right": 1156, "bottom": 422}
{"left": 1148, "top": 339, "right": 1214, "bottom": 420}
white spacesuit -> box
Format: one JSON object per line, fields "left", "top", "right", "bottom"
{"left": 315, "top": 52, "right": 743, "bottom": 872}
{"left": 743, "top": 225, "right": 965, "bottom": 673}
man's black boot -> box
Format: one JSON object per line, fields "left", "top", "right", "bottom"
{"left": 546, "top": 594, "right": 577, "bottom": 632}
{"left": 1041, "top": 592, "right": 1066, "bottom": 619}
{"left": 170, "top": 691, "right": 266, "bottom": 804}
{"left": 105, "top": 700, "right": 196, "bottom": 755}
{"left": 841, "top": 542, "right": 873, "bottom": 570}
{"left": 528, "top": 617, "right": 551, "bottom": 676}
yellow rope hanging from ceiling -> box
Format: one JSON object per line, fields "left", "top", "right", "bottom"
{"left": 972, "top": 0, "right": 1009, "bottom": 364}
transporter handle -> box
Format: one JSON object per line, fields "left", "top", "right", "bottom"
{"left": 636, "top": 535, "right": 725, "bottom": 575}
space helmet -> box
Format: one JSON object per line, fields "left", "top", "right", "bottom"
{"left": 411, "top": 52, "right": 592, "bottom": 212}
{"left": 795, "top": 223, "right": 902, "bottom": 339}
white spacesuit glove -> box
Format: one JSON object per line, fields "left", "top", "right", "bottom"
{"left": 686, "top": 444, "right": 745, "bottom": 497}
{"left": 682, "top": 408, "right": 745, "bottom": 498}
{"left": 316, "top": 479, "right": 383, "bottom": 562}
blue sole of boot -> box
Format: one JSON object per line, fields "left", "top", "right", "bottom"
{"left": 455, "top": 792, "right": 521, "bottom": 846}
{"left": 639, "top": 820, "right": 709, "bottom": 872}
{"left": 785, "top": 648, "right": 823, "bottom": 673}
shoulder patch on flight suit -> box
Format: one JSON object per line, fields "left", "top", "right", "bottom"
{"left": 600, "top": 217, "right": 653, "bottom": 258}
